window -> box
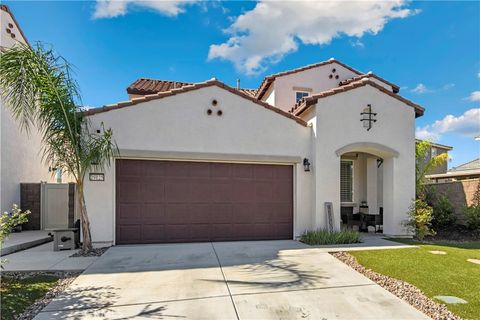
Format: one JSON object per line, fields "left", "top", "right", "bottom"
{"left": 295, "top": 91, "right": 309, "bottom": 103}
{"left": 431, "top": 147, "right": 437, "bottom": 157}
{"left": 340, "top": 160, "right": 354, "bottom": 202}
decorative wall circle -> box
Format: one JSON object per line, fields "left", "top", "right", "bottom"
{"left": 207, "top": 109, "right": 212, "bottom": 115}
{"left": 217, "top": 110, "right": 223, "bottom": 116}
{"left": 6, "top": 28, "right": 11, "bottom": 34}
{"left": 332, "top": 68, "right": 336, "bottom": 73}
{"left": 212, "top": 99, "right": 218, "bottom": 106}
{"left": 335, "top": 75, "right": 339, "bottom": 79}
{"left": 329, "top": 74, "right": 333, "bottom": 79}
{"left": 8, "top": 23, "right": 13, "bottom": 28}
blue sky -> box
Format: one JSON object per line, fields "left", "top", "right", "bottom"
{"left": 5, "top": 1, "right": 480, "bottom": 167}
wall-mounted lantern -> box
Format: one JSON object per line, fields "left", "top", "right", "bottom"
{"left": 360, "top": 104, "right": 377, "bottom": 131}
{"left": 303, "top": 158, "right": 311, "bottom": 172}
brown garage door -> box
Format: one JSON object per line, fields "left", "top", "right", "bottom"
{"left": 115, "top": 159, "right": 293, "bottom": 244}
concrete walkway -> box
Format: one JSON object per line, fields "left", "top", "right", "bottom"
{"left": 1, "top": 230, "right": 52, "bottom": 256}
{"left": 34, "top": 240, "right": 428, "bottom": 320}
{"left": 2, "top": 242, "right": 98, "bottom": 272}
{"left": 310, "top": 234, "right": 417, "bottom": 252}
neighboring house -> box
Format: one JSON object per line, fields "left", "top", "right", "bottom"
{"left": 84, "top": 58, "right": 424, "bottom": 246}
{"left": 416, "top": 139, "right": 452, "bottom": 175}
{"left": 427, "top": 158, "right": 480, "bottom": 182}
{"left": 0, "top": 5, "right": 52, "bottom": 214}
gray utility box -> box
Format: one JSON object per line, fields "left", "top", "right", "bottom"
{"left": 52, "top": 228, "right": 79, "bottom": 251}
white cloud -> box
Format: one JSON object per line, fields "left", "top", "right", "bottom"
{"left": 93, "top": 0, "right": 196, "bottom": 19}
{"left": 442, "top": 83, "right": 455, "bottom": 90}
{"left": 208, "top": 1, "right": 416, "bottom": 75}
{"left": 467, "top": 91, "right": 480, "bottom": 102}
{"left": 350, "top": 39, "right": 365, "bottom": 48}
{"left": 411, "top": 83, "right": 430, "bottom": 94}
{"left": 416, "top": 108, "right": 480, "bottom": 140}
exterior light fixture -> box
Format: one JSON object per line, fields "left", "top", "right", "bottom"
{"left": 303, "top": 158, "right": 311, "bottom": 172}
{"left": 360, "top": 104, "right": 377, "bottom": 131}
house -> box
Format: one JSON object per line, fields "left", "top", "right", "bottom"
{"left": 0, "top": 5, "right": 53, "bottom": 214}
{"left": 83, "top": 58, "right": 424, "bottom": 246}
{"left": 427, "top": 158, "right": 480, "bottom": 182}
{"left": 416, "top": 139, "right": 452, "bottom": 175}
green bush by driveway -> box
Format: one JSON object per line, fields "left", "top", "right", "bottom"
{"left": 350, "top": 240, "right": 480, "bottom": 320}
{"left": 300, "top": 229, "right": 361, "bottom": 245}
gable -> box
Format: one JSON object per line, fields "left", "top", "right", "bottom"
{"left": 86, "top": 85, "right": 311, "bottom": 157}
{"left": 291, "top": 79, "right": 424, "bottom": 118}
{"left": 85, "top": 80, "right": 307, "bottom": 126}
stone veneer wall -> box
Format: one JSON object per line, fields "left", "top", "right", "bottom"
{"left": 426, "top": 178, "right": 480, "bottom": 224}
{"left": 20, "top": 183, "right": 41, "bottom": 230}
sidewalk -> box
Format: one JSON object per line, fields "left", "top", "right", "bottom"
{"left": 2, "top": 242, "right": 99, "bottom": 272}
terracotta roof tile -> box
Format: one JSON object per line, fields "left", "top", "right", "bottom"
{"left": 85, "top": 79, "right": 308, "bottom": 127}
{"left": 339, "top": 73, "right": 400, "bottom": 93}
{"left": 290, "top": 78, "right": 424, "bottom": 118}
{"left": 127, "top": 78, "right": 192, "bottom": 95}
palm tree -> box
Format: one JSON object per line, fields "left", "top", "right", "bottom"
{"left": 415, "top": 140, "right": 448, "bottom": 197}
{"left": 0, "top": 43, "right": 117, "bottom": 252}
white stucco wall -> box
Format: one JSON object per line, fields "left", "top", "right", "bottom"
{"left": 0, "top": 9, "right": 52, "bottom": 213}
{"left": 269, "top": 62, "right": 359, "bottom": 111}
{"left": 308, "top": 84, "right": 416, "bottom": 236}
{"left": 84, "top": 85, "right": 313, "bottom": 245}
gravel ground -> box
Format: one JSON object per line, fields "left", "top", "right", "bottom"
{"left": 332, "top": 252, "right": 461, "bottom": 320}
{"left": 70, "top": 246, "right": 109, "bottom": 257}
{"left": 2, "top": 271, "right": 80, "bottom": 320}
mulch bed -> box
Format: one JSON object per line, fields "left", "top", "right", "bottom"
{"left": 70, "top": 246, "right": 109, "bottom": 257}
{"left": 2, "top": 271, "right": 80, "bottom": 320}
{"left": 332, "top": 252, "right": 461, "bottom": 320}
{"left": 425, "top": 225, "right": 480, "bottom": 242}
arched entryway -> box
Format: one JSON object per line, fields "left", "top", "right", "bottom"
{"left": 335, "top": 142, "right": 401, "bottom": 235}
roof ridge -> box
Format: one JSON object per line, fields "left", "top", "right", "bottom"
{"left": 339, "top": 73, "right": 400, "bottom": 93}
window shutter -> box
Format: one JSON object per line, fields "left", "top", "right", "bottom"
{"left": 340, "top": 161, "right": 353, "bottom": 202}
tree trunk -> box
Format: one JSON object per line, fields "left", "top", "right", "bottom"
{"left": 76, "top": 181, "right": 93, "bottom": 253}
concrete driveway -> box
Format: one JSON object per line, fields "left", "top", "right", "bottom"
{"left": 35, "top": 240, "right": 428, "bottom": 319}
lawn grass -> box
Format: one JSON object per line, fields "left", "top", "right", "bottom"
{"left": 0, "top": 275, "right": 59, "bottom": 320}
{"left": 350, "top": 240, "right": 480, "bottom": 320}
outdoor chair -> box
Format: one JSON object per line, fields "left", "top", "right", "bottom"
{"left": 347, "top": 211, "right": 362, "bottom": 230}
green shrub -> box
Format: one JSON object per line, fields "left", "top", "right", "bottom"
{"left": 432, "top": 195, "right": 456, "bottom": 227}
{"left": 300, "top": 229, "right": 361, "bottom": 245}
{"left": 464, "top": 205, "right": 480, "bottom": 230}
{"left": 464, "top": 182, "right": 480, "bottom": 230}
{"left": 405, "top": 199, "right": 435, "bottom": 240}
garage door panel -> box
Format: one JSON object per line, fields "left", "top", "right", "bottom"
{"left": 117, "top": 204, "right": 141, "bottom": 222}
{"left": 116, "top": 159, "right": 292, "bottom": 244}
{"left": 117, "top": 225, "right": 142, "bottom": 243}
{"left": 142, "top": 225, "right": 166, "bottom": 242}
{"left": 141, "top": 181, "right": 165, "bottom": 203}
{"left": 117, "top": 160, "right": 143, "bottom": 177}
{"left": 164, "top": 204, "right": 188, "bottom": 224}
{"left": 188, "top": 182, "right": 213, "bottom": 203}
{"left": 233, "top": 165, "right": 254, "bottom": 179}
{"left": 188, "top": 204, "right": 212, "bottom": 223}
{"left": 117, "top": 181, "right": 141, "bottom": 203}
{"left": 210, "top": 204, "right": 233, "bottom": 223}
{"left": 142, "top": 204, "right": 165, "bottom": 222}
{"left": 142, "top": 161, "right": 166, "bottom": 177}
{"left": 165, "top": 182, "right": 190, "bottom": 202}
